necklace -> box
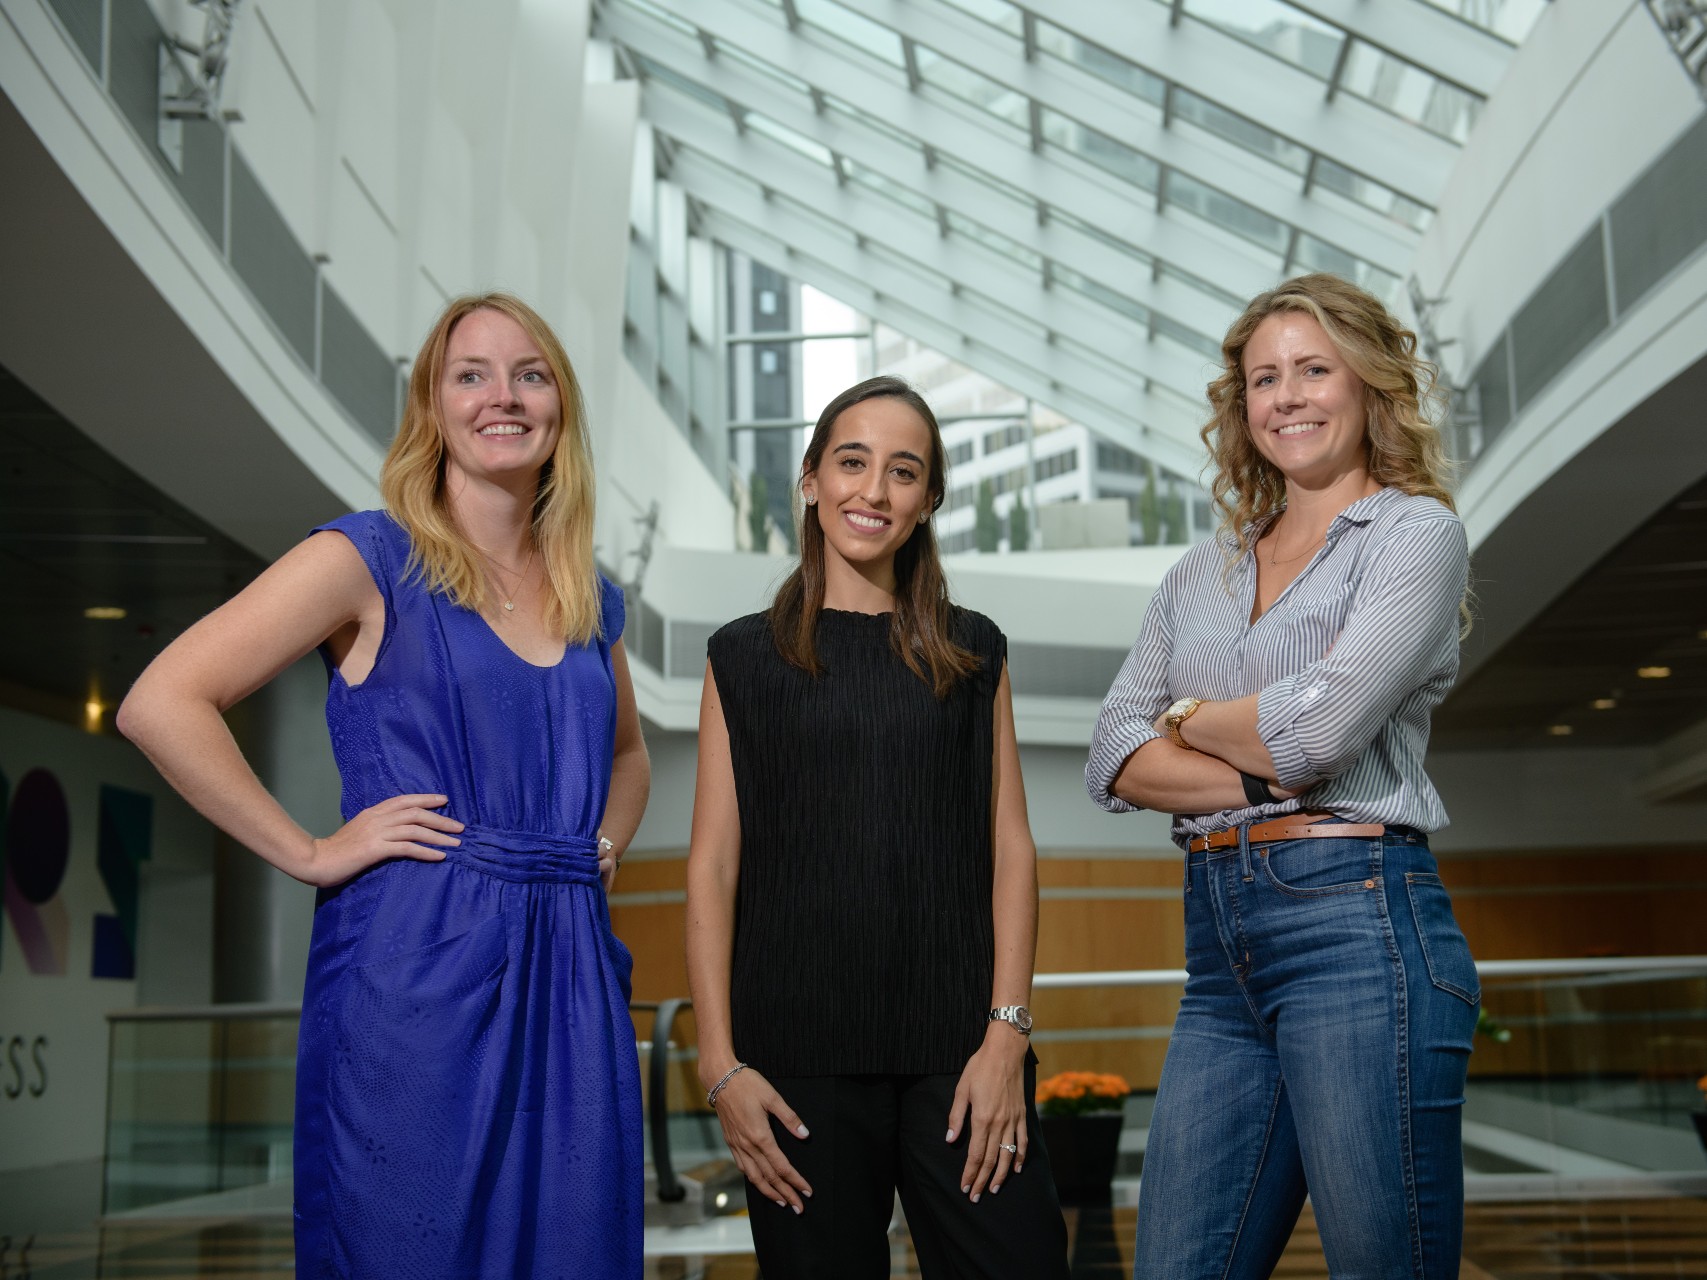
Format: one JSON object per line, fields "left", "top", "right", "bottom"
{"left": 1267, "top": 524, "right": 1325, "bottom": 566}
{"left": 478, "top": 543, "right": 536, "bottom": 613}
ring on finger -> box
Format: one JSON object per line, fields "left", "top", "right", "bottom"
{"left": 999, "top": 1142, "right": 1018, "bottom": 1153}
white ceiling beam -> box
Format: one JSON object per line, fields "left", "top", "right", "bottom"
{"left": 1035, "top": 0, "right": 1458, "bottom": 202}
{"left": 646, "top": 89, "right": 1211, "bottom": 401}
{"left": 608, "top": 16, "right": 1236, "bottom": 340}
{"left": 603, "top": 0, "right": 1279, "bottom": 303}
{"left": 699, "top": 205, "right": 1208, "bottom": 479}
{"left": 857, "top": 0, "right": 1418, "bottom": 274}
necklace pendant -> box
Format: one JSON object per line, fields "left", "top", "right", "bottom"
{"left": 503, "top": 600, "right": 515, "bottom": 612}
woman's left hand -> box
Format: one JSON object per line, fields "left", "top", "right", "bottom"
{"left": 947, "top": 1026, "right": 1029, "bottom": 1202}
{"left": 597, "top": 836, "right": 619, "bottom": 893}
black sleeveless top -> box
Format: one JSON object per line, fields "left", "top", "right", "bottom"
{"left": 707, "top": 606, "right": 1008, "bottom": 1076}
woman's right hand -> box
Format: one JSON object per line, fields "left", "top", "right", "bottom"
{"left": 302, "top": 794, "right": 464, "bottom": 888}
{"left": 708, "top": 1067, "right": 813, "bottom": 1212}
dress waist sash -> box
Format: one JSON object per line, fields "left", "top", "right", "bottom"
{"left": 442, "top": 823, "right": 602, "bottom": 886}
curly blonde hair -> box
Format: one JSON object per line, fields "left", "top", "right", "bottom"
{"left": 1202, "top": 273, "right": 1455, "bottom": 558}
{"left": 380, "top": 293, "right": 602, "bottom": 643}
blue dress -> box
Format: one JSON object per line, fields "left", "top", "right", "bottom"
{"left": 292, "top": 510, "right": 642, "bottom": 1279}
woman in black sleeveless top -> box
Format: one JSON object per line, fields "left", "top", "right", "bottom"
{"left": 686, "top": 377, "right": 1070, "bottom": 1279}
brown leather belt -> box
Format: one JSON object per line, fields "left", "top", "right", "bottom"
{"left": 1187, "top": 813, "right": 1386, "bottom": 854}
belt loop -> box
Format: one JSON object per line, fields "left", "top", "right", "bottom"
{"left": 1238, "top": 823, "right": 1254, "bottom": 883}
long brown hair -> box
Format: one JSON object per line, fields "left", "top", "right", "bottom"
{"left": 379, "top": 292, "right": 602, "bottom": 643}
{"left": 769, "top": 376, "right": 979, "bottom": 697}
{"left": 1202, "top": 272, "right": 1455, "bottom": 558}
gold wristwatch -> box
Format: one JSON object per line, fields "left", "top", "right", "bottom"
{"left": 1162, "top": 697, "right": 1203, "bottom": 750}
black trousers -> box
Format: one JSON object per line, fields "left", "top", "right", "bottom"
{"left": 744, "top": 1059, "right": 1071, "bottom": 1280}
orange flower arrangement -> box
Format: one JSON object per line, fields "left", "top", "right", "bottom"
{"left": 1036, "top": 1070, "right": 1131, "bottom": 1118}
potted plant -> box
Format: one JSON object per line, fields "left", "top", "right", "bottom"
{"left": 1035, "top": 1071, "right": 1130, "bottom": 1205}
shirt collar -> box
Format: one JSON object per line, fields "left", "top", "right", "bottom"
{"left": 1224, "top": 485, "right": 1397, "bottom": 553}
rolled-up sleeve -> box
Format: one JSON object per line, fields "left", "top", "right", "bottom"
{"left": 1086, "top": 575, "right": 1178, "bottom": 813}
{"left": 1257, "top": 512, "right": 1468, "bottom": 791}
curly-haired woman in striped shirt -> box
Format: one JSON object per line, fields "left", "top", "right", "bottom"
{"left": 1087, "top": 273, "right": 1479, "bottom": 1280}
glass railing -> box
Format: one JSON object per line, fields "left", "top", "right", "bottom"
{"left": 1030, "top": 957, "right": 1707, "bottom": 1190}
{"left": 103, "top": 958, "right": 1707, "bottom": 1221}
{"left": 103, "top": 1004, "right": 298, "bottom": 1217}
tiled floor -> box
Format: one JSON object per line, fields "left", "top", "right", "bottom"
{"left": 3, "top": 1197, "right": 1703, "bottom": 1277}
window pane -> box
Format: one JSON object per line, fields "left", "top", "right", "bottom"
{"left": 794, "top": 0, "right": 906, "bottom": 67}
{"left": 1035, "top": 21, "right": 1167, "bottom": 105}
{"left": 1174, "top": 88, "right": 1309, "bottom": 175}
{"left": 946, "top": 210, "right": 1044, "bottom": 273}
{"left": 1168, "top": 170, "right": 1287, "bottom": 255}
{"left": 1041, "top": 109, "right": 1160, "bottom": 193}
{"left": 1053, "top": 263, "right": 1149, "bottom": 325}
{"left": 844, "top": 160, "right": 938, "bottom": 219}
{"left": 631, "top": 51, "right": 729, "bottom": 115}
{"left": 1180, "top": 0, "right": 1343, "bottom": 80}
{"left": 1340, "top": 40, "right": 1481, "bottom": 143}
{"left": 715, "top": 38, "right": 814, "bottom": 101}
{"left": 746, "top": 112, "right": 835, "bottom": 167}
{"left": 1314, "top": 157, "right": 1433, "bottom": 232}
{"left": 934, "top": 0, "right": 1025, "bottom": 41}
{"left": 914, "top": 46, "right": 1031, "bottom": 132}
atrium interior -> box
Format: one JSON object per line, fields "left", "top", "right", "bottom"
{"left": 2, "top": 0, "right": 1706, "bottom": 1274}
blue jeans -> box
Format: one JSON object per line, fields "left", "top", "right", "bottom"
{"left": 1133, "top": 826, "right": 1478, "bottom": 1280}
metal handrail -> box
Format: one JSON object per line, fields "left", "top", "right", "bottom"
{"left": 1031, "top": 956, "right": 1707, "bottom": 989}
{"left": 647, "top": 998, "right": 692, "bottom": 1204}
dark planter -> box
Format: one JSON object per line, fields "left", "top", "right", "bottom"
{"left": 1039, "top": 1111, "right": 1124, "bottom": 1205}
{"left": 1693, "top": 1111, "right": 1707, "bottom": 1158}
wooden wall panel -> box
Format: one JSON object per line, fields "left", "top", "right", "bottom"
{"left": 606, "top": 845, "right": 1707, "bottom": 1094}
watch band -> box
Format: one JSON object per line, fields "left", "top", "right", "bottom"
{"left": 1164, "top": 698, "right": 1202, "bottom": 750}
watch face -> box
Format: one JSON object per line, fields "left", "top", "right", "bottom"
{"left": 1015, "top": 1006, "right": 1033, "bottom": 1033}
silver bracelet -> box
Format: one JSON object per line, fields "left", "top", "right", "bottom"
{"left": 705, "top": 1062, "right": 748, "bottom": 1109}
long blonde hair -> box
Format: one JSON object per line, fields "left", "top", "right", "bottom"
{"left": 1203, "top": 273, "right": 1455, "bottom": 558}
{"left": 380, "top": 293, "right": 602, "bottom": 643}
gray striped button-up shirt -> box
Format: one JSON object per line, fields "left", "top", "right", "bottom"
{"left": 1086, "top": 487, "right": 1469, "bottom": 846}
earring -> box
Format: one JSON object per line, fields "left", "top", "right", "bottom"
{"left": 918, "top": 512, "right": 929, "bottom": 524}
{"left": 805, "top": 493, "right": 816, "bottom": 506}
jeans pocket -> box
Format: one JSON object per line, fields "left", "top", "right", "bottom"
{"left": 1258, "top": 836, "right": 1379, "bottom": 897}
{"left": 1405, "top": 872, "right": 1479, "bottom": 1006}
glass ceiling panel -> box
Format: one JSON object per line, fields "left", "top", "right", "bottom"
{"left": 1173, "top": 88, "right": 1311, "bottom": 177}
{"left": 631, "top": 50, "right": 732, "bottom": 117}
{"left": 1294, "top": 232, "right": 1402, "bottom": 305}
{"left": 944, "top": 209, "right": 1044, "bottom": 274}
{"left": 615, "top": 0, "right": 698, "bottom": 39}
{"left": 1314, "top": 157, "right": 1433, "bottom": 233}
{"left": 1340, "top": 41, "right": 1482, "bottom": 143}
{"left": 913, "top": 46, "right": 1031, "bottom": 133}
{"left": 1041, "top": 109, "right": 1161, "bottom": 195}
{"left": 793, "top": 0, "right": 907, "bottom": 69}
{"left": 1045, "top": 207, "right": 1154, "bottom": 271}
{"left": 1034, "top": 21, "right": 1168, "bottom": 106}
{"left": 1167, "top": 170, "right": 1289, "bottom": 258}
{"left": 933, "top": 0, "right": 1025, "bottom": 42}
{"left": 1413, "top": 0, "right": 1549, "bottom": 44}
{"left": 1173, "top": 0, "right": 1344, "bottom": 81}
{"left": 746, "top": 112, "right": 836, "bottom": 168}
{"left": 715, "top": 38, "right": 815, "bottom": 102}
{"left": 822, "top": 93, "right": 922, "bottom": 154}
{"left": 935, "top": 152, "right": 1035, "bottom": 213}
{"left": 1053, "top": 262, "right": 1150, "bottom": 326}
{"left": 844, "top": 159, "right": 938, "bottom": 220}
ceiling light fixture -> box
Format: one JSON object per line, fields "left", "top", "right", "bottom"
{"left": 1637, "top": 666, "right": 1672, "bottom": 679}
{"left": 1547, "top": 724, "right": 1573, "bottom": 736}
{"left": 1591, "top": 698, "right": 1616, "bottom": 710}
{"left": 84, "top": 606, "right": 127, "bottom": 620}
